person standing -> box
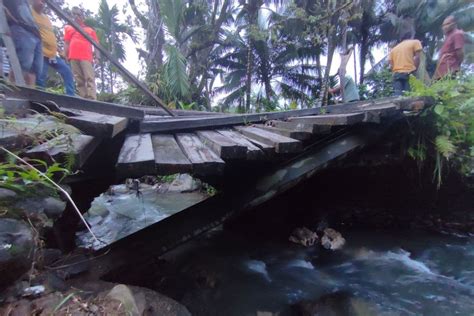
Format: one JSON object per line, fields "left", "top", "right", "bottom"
{"left": 434, "top": 16, "right": 465, "bottom": 80}
{"left": 388, "top": 33, "right": 423, "bottom": 96}
{"left": 64, "top": 7, "right": 98, "bottom": 100}
{"left": 31, "top": 0, "right": 75, "bottom": 96}
{"left": 3, "top": 0, "right": 43, "bottom": 87}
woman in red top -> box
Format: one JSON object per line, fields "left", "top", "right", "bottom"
{"left": 64, "top": 7, "right": 99, "bottom": 100}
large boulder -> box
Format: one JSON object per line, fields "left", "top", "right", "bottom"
{"left": 0, "top": 219, "right": 34, "bottom": 290}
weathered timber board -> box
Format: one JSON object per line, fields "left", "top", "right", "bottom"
{"left": 266, "top": 120, "right": 331, "bottom": 134}
{"left": 360, "top": 104, "right": 399, "bottom": 123}
{"left": 6, "top": 86, "right": 145, "bottom": 120}
{"left": 117, "top": 134, "right": 155, "bottom": 178}
{"left": 175, "top": 133, "right": 225, "bottom": 175}
{"left": 26, "top": 134, "right": 99, "bottom": 168}
{"left": 2, "top": 98, "right": 31, "bottom": 117}
{"left": 139, "top": 97, "right": 433, "bottom": 133}
{"left": 288, "top": 113, "right": 365, "bottom": 126}
{"left": 196, "top": 130, "right": 247, "bottom": 160}
{"left": 255, "top": 124, "right": 311, "bottom": 141}
{"left": 66, "top": 111, "right": 129, "bottom": 138}
{"left": 234, "top": 126, "right": 302, "bottom": 154}
{"left": 215, "top": 129, "right": 264, "bottom": 160}
{"left": 151, "top": 134, "right": 192, "bottom": 175}
{"left": 139, "top": 106, "right": 360, "bottom": 133}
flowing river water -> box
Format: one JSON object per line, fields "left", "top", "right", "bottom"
{"left": 137, "top": 227, "right": 474, "bottom": 316}
{"left": 91, "top": 165, "right": 474, "bottom": 315}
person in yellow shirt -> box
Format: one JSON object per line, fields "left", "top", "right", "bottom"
{"left": 388, "top": 33, "right": 423, "bottom": 96}
{"left": 32, "top": 0, "right": 75, "bottom": 96}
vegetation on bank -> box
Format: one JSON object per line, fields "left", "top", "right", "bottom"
{"left": 408, "top": 75, "right": 474, "bottom": 187}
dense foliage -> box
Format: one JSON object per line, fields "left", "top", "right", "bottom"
{"left": 408, "top": 75, "right": 474, "bottom": 186}
{"left": 52, "top": 0, "right": 474, "bottom": 111}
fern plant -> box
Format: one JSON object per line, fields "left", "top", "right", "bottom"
{"left": 408, "top": 75, "right": 474, "bottom": 187}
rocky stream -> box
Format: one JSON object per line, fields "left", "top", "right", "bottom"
{"left": 1, "top": 159, "right": 473, "bottom": 315}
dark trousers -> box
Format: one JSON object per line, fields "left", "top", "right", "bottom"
{"left": 392, "top": 72, "right": 411, "bottom": 97}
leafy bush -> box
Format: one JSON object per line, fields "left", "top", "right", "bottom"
{"left": 408, "top": 75, "right": 474, "bottom": 186}
{"left": 0, "top": 157, "right": 71, "bottom": 194}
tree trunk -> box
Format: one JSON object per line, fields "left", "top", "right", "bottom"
{"left": 245, "top": 45, "right": 253, "bottom": 112}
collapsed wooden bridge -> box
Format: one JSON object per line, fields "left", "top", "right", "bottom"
{"left": 1, "top": 87, "right": 432, "bottom": 272}
{"left": 3, "top": 86, "right": 429, "bottom": 181}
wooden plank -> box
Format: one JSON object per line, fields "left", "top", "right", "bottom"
{"left": 197, "top": 130, "right": 247, "bottom": 160}
{"left": 66, "top": 111, "right": 128, "bottom": 138}
{"left": 255, "top": 124, "right": 311, "bottom": 141}
{"left": 266, "top": 120, "right": 331, "bottom": 134}
{"left": 175, "top": 133, "right": 225, "bottom": 176}
{"left": 5, "top": 86, "right": 145, "bottom": 120}
{"left": 234, "top": 126, "right": 302, "bottom": 154}
{"left": 1, "top": 99, "right": 32, "bottom": 117}
{"left": 151, "top": 134, "right": 192, "bottom": 175}
{"left": 360, "top": 104, "right": 399, "bottom": 123}
{"left": 215, "top": 129, "right": 264, "bottom": 160}
{"left": 116, "top": 134, "right": 155, "bottom": 178}
{"left": 25, "top": 134, "right": 99, "bottom": 168}
{"left": 288, "top": 113, "right": 365, "bottom": 126}
{"left": 139, "top": 97, "right": 435, "bottom": 133}
{"left": 140, "top": 108, "right": 341, "bottom": 133}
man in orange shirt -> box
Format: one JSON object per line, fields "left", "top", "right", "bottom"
{"left": 64, "top": 7, "right": 98, "bottom": 100}
{"left": 388, "top": 33, "right": 423, "bottom": 96}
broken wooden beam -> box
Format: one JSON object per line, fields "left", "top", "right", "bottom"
{"left": 234, "top": 126, "right": 302, "bottom": 154}
{"left": 140, "top": 108, "right": 336, "bottom": 133}
{"left": 215, "top": 129, "right": 264, "bottom": 160}
{"left": 266, "top": 120, "right": 331, "bottom": 134}
{"left": 66, "top": 111, "right": 129, "bottom": 138}
{"left": 255, "top": 124, "right": 312, "bottom": 141}
{"left": 25, "top": 134, "right": 99, "bottom": 168}
{"left": 116, "top": 134, "right": 155, "bottom": 178}
{"left": 151, "top": 134, "right": 192, "bottom": 175}
{"left": 288, "top": 113, "right": 365, "bottom": 126}
{"left": 175, "top": 133, "right": 225, "bottom": 175}
{"left": 196, "top": 130, "right": 247, "bottom": 160}
{"left": 6, "top": 86, "right": 145, "bottom": 120}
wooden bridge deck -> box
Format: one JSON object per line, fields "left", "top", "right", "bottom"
{"left": 2, "top": 87, "right": 430, "bottom": 182}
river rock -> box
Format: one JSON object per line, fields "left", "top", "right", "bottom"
{"left": 0, "top": 188, "right": 17, "bottom": 200}
{"left": 0, "top": 219, "right": 34, "bottom": 290}
{"left": 42, "top": 197, "right": 67, "bottom": 219}
{"left": 292, "top": 291, "right": 377, "bottom": 316}
{"left": 98, "top": 282, "right": 192, "bottom": 316}
{"left": 168, "top": 174, "right": 202, "bottom": 193}
{"left": 321, "top": 228, "right": 346, "bottom": 250}
{"left": 289, "top": 227, "right": 318, "bottom": 247}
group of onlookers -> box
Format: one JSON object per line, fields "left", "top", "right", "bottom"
{"left": 389, "top": 16, "right": 465, "bottom": 96}
{"left": 2, "top": 0, "right": 98, "bottom": 100}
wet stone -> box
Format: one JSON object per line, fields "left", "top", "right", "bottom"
{"left": 0, "top": 219, "right": 34, "bottom": 290}
{"left": 0, "top": 188, "right": 17, "bottom": 200}
{"left": 42, "top": 197, "right": 67, "bottom": 219}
